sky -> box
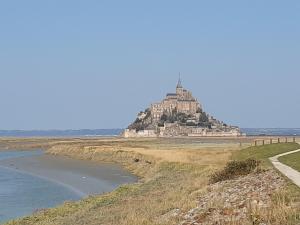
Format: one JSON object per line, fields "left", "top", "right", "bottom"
{"left": 0, "top": 0, "right": 299, "bottom": 129}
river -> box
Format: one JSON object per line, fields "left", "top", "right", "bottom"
{"left": 0, "top": 150, "right": 137, "bottom": 224}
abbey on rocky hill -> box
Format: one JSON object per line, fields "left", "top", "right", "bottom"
{"left": 123, "top": 78, "right": 242, "bottom": 137}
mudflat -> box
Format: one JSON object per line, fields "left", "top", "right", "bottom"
{"left": 0, "top": 151, "right": 137, "bottom": 197}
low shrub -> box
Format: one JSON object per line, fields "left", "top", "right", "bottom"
{"left": 210, "top": 158, "right": 261, "bottom": 184}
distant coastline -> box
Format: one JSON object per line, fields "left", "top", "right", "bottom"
{"left": 0, "top": 128, "right": 300, "bottom": 137}
{"left": 241, "top": 128, "right": 300, "bottom": 136}
{"left": 0, "top": 129, "right": 123, "bottom": 137}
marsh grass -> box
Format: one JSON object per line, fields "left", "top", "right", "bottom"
{"left": 6, "top": 140, "right": 229, "bottom": 225}
{"left": 247, "top": 189, "right": 300, "bottom": 225}
{"left": 4, "top": 139, "right": 300, "bottom": 225}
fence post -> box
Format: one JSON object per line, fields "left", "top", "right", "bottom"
{"left": 255, "top": 140, "right": 257, "bottom": 146}
{"left": 262, "top": 140, "right": 265, "bottom": 145}
{"left": 285, "top": 137, "right": 288, "bottom": 143}
{"left": 278, "top": 138, "right": 280, "bottom": 143}
{"left": 270, "top": 139, "right": 273, "bottom": 144}
{"left": 293, "top": 137, "right": 296, "bottom": 143}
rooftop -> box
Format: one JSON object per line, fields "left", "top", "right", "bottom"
{"left": 167, "top": 93, "right": 177, "bottom": 96}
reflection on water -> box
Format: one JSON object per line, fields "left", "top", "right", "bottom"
{"left": 0, "top": 165, "right": 80, "bottom": 223}
{"left": 0, "top": 150, "right": 137, "bottom": 224}
{"left": 0, "top": 150, "right": 79, "bottom": 223}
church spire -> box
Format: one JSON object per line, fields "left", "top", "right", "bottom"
{"left": 177, "top": 73, "right": 183, "bottom": 88}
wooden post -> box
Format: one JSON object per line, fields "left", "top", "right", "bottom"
{"left": 293, "top": 137, "right": 296, "bottom": 143}
{"left": 270, "top": 139, "right": 273, "bottom": 144}
{"left": 262, "top": 140, "right": 265, "bottom": 145}
{"left": 285, "top": 137, "right": 288, "bottom": 143}
{"left": 255, "top": 140, "right": 257, "bottom": 146}
{"left": 278, "top": 138, "right": 280, "bottom": 143}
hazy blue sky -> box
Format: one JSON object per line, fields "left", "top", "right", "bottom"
{"left": 0, "top": 1, "right": 299, "bottom": 129}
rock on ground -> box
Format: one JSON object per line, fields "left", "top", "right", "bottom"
{"left": 180, "top": 170, "right": 285, "bottom": 225}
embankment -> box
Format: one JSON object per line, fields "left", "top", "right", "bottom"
{"left": 5, "top": 140, "right": 300, "bottom": 225}
{"left": 46, "top": 144, "right": 158, "bottom": 179}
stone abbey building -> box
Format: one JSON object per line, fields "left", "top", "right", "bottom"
{"left": 123, "top": 78, "right": 242, "bottom": 138}
{"left": 151, "top": 78, "right": 201, "bottom": 121}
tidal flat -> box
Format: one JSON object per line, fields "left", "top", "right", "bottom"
{"left": 0, "top": 148, "right": 137, "bottom": 224}
{"left": 0, "top": 137, "right": 299, "bottom": 225}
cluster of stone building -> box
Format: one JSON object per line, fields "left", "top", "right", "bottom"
{"left": 123, "top": 78, "right": 242, "bottom": 138}
{"left": 151, "top": 79, "right": 201, "bottom": 121}
{"left": 124, "top": 125, "right": 241, "bottom": 138}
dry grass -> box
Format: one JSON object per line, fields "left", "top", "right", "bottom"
{"left": 4, "top": 138, "right": 240, "bottom": 225}
{"left": 233, "top": 143, "right": 300, "bottom": 225}
{"left": 248, "top": 189, "right": 300, "bottom": 225}
{"left": 2, "top": 138, "right": 300, "bottom": 225}
{"left": 130, "top": 148, "right": 233, "bottom": 165}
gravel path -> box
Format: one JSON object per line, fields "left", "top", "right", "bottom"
{"left": 269, "top": 149, "right": 300, "bottom": 188}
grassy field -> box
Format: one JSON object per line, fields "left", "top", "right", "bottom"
{"left": 2, "top": 138, "right": 300, "bottom": 225}
{"left": 233, "top": 142, "right": 300, "bottom": 206}
{"left": 279, "top": 151, "right": 300, "bottom": 172}
{"left": 232, "top": 142, "right": 300, "bottom": 166}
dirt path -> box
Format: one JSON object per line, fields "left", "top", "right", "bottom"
{"left": 269, "top": 149, "right": 300, "bottom": 188}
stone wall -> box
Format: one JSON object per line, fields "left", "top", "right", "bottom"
{"left": 123, "top": 124, "right": 242, "bottom": 138}
{"left": 123, "top": 129, "right": 157, "bottom": 138}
